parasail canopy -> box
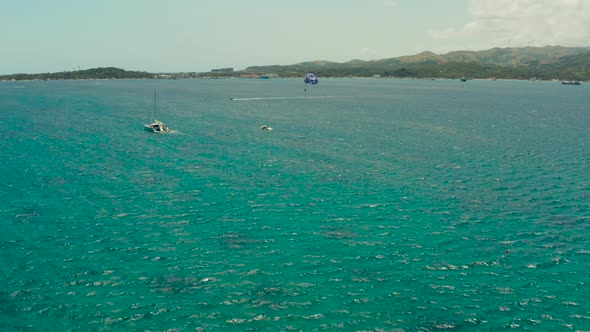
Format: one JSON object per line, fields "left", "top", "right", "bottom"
{"left": 304, "top": 73, "right": 319, "bottom": 85}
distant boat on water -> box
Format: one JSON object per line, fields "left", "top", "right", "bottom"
{"left": 144, "top": 89, "right": 171, "bottom": 133}
{"left": 561, "top": 81, "right": 581, "bottom": 85}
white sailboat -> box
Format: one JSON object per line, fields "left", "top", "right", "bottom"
{"left": 144, "top": 89, "right": 171, "bottom": 133}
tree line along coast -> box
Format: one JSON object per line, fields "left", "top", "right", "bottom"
{"left": 2, "top": 46, "right": 589, "bottom": 82}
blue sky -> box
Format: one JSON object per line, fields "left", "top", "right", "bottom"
{"left": 1, "top": 0, "right": 589, "bottom": 74}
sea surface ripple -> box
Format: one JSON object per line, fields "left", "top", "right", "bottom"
{"left": 1, "top": 78, "right": 589, "bottom": 331}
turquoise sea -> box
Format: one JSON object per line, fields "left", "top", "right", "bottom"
{"left": 1, "top": 78, "right": 589, "bottom": 331}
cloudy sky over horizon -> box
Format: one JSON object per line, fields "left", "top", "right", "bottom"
{"left": 430, "top": 0, "right": 590, "bottom": 52}
{"left": 1, "top": 0, "right": 589, "bottom": 74}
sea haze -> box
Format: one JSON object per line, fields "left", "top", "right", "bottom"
{"left": 1, "top": 78, "right": 588, "bottom": 330}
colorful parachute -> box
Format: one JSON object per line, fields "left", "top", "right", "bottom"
{"left": 304, "top": 73, "right": 319, "bottom": 85}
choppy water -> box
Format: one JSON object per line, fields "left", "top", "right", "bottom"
{"left": 1, "top": 78, "right": 589, "bottom": 331}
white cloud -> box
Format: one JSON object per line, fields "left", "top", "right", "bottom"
{"left": 429, "top": 0, "right": 590, "bottom": 49}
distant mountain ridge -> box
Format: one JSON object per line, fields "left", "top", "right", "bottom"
{"left": 242, "top": 46, "right": 590, "bottom": 80}
{"left": 379, "top": 46, "right": 588, "bottom": 66}
{"left": 2, "top": 46, "right": 589, "bottom": 81}
{"left": 284, "top": 46, "right": 590, "bottom": 68}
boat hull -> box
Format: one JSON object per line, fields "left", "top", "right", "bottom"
{"left": 144, "top": 120, "right": 171, "bottom": 133}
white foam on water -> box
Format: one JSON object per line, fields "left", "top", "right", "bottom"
{"left": 230, "top": 96, "right": 334, "bottom": 101}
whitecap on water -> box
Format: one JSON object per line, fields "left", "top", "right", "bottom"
{"left": 303, "top": 313, "right": 324, "bottom": 320}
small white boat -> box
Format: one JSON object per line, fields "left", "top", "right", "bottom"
{"left": 260, "top": 125, "right": 273, "bottom": 131}
{"left": 144, "top": 89, "right": 171, "bottom": 133}
{"left": 144, "top": 119, "right": 170, "bottom": 133}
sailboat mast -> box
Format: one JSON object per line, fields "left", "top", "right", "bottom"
{"left": 153, "top": 88, "right": 157, "bottom": 120}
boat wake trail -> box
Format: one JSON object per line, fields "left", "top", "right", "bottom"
{"left": 169, "top": 130, "right": 191, "bottom": 136}
{"left": 231, "top": 96, "right": 334, "bottom": 101}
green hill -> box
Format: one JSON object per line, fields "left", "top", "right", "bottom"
{"left": 0, "top": 67, "right": 154, "bottom": 81}
{"left": 2, "top": 46, "right": 589, "bottom": 81}
{"left": 238, "top": 46, "right": 590, "bottom": 80}
{"left": 444, "top": 46, "right": 589, "bottom": 66}
{"left": 534, "top": 52, "right": 590, "bottom": 80}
